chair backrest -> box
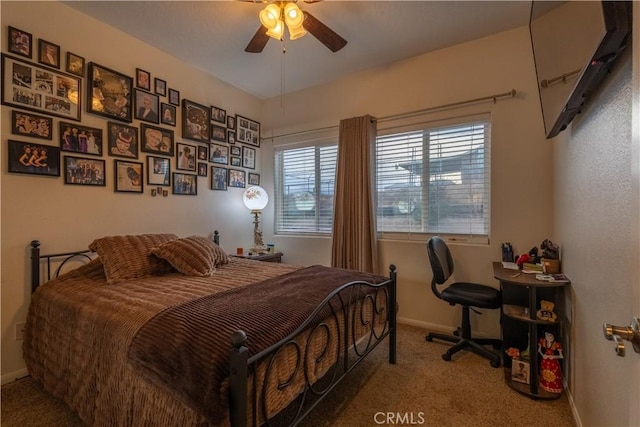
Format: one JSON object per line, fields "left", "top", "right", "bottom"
{"left": 427, "top": 236, "right": 454, "bottom": 299}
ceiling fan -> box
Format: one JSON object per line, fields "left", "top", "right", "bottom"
{"left": 245, "top": 1, "right": 347, "bottom": 54}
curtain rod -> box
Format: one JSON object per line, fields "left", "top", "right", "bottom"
{"left": 264, "top": 88, "right": 517, "bottom": 141}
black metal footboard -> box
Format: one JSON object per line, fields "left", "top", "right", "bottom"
{"left": 229, "top": 265, "right": 397, "bottom": 427}
{"left": 30, "top": 240, "right": 93, "bottom": 293}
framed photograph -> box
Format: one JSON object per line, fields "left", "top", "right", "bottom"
{"left": 8, "top": 27, "right": 32, "bottom": 58}
{"left": 230, "top": 156, "right": 241, "bottom": 167}
{"left": 197, "top": 162, "right": 208, "bottom": 177}
{"left": 197, "top": 145, "right": 209, "bottom": 162}
{"left": 2, "top": 54, "right": 82, "bottom": 121}
{"left": 154, "top": 78, "right": 166, "bottom": 96}
{"left": 107, "top": 122, "right": 138, "bottom": 159}
{"left": 228, "top": 168, "right": 246, "bottom": 188}
{"left": 11, "top": 110, "right": 52, "bottom": 140}
{"left": 60, "top": 122, "right": 103, "bottom": 156}
{"left": 168, "top": 88, "right": 180, "bottom": 106}
{"left": 242, "top": 146, "right": 256, "bottom": 169}
{"left": 211, "top": 105, "right": 226, "bottom": 124}
{"left": 211, "top": 166, "right": 227, "bottom": 191}
{"left": 230, "top": 145, "right": 241, "bottom": 156}
{"left": 236, "top": 114, "right": 260, "bottom": 147}
{"left": 176, "top": 142, "right": 196, "bottom": 172}
{"left": 173, "top": 172, "right": 197, "bottom": 195}
{"left": 114, "top": 160, "right": 143, "bottom": 193}
{"left": 141, "top": 123, "right": 174, "bottom": 156}
{"left": 210, "top": 124, "right": 227, "bottom": 143}
{"left": 160, "top": 103, "right": 176, "bottom": 126}
{"left": 210, "top": 143, "right": 228, "bottom": 165}
{"left": 66, "top": 52, "right": 85, "bottom": 77}
{"left": 136, "top": 68, "right": 151, "bottom": 91}
{"left": 87, "top": 62, "right": 132, "bottom": 122}
{"left": 7, "top": 139, "right": 60, "bottom": 176}
{"left": 227, "top": 129, "right": 236, "bottom": 144}
{"left": 182, "top": 99, "right": 210, "bottom": 143}
{"left": 248, "top": 172, "right": 260, "bottom": 186}
{"left": 147, "top": 155, "right": 170, "bottom": 186}
{"left": 64, "top": 156, "right": 106, "bottom": 186}
{"left": 227, "top": 114, "right": 235, "bottom": 130}
{"left": 38, "top": 39, "right": 60, "bottom": 69}
{"left": 511, "top": 360, "right": 530, "bottom": 384}
{"left": 134, "top": 88, "right": 159, "bottom": 124}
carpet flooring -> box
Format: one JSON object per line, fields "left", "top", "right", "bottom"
{"left": 1, "top": 324, "right": 575, "bottom": 426}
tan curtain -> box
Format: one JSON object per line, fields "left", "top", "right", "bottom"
{"left": 331, "top": 115, "right": 379, "bottom": 273}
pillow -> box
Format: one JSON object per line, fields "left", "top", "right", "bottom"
{"left": 88, "top": 233, "right": 178, "bottom": 284}
{"left": 150, "top": 235, "right": 229, "bottom": 277}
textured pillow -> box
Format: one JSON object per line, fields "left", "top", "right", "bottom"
{"left": 88, "top": 233, "right": 178, "bottom": 284}
{"left": 150, "top": 235, "right": 228, "bottom": 277}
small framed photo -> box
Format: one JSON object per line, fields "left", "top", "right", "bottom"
{"left": 8, "top": 139, "right": 60, "bottom": 176}
{"left": 210, "top": 124, "right": 227, "bottom": 143}
{"left": 211, "top": 166, "right": 228, "bottom": 191}
{"left": 176, "top": 142, "right": 196, "bottom": 171}
{"left": 66, "top": 52, "right": 85, "bottom": 77}
{"left": 64, "top": 156, "right": 106, "bottom": 186}
{"left": 114, "top": 159, "right": 143, "bottom": 193}
{"left": 141, "top": 123, "right": 174, "bottom": 156}
{"left": 173, "top": 172, "right": 197, "bottom": 195}
{"left": 107, "top": 122, "right": 138, "bottom": 159}
{"left": 38, "top": 39, "right": 60, "bottom": 69}
{"left": 168, "top": 88, "right": 180, "bottom": 106}
{"left": 227, "top": 115, "right": 235, "bottom": 130}
{"left": 87, "top": 62, "right": 132, "bottom": 122}
{"left": 228, "top": 168, "right": 246, "bottom": 188}
{"left": 248, "top": 172, "right": 260, "bottom": 186}
{"left": 227, "top": 129, "right": 236, "bottom": 144}
{"left": 134, "top": 89, "right": 159, "bottom": 123}
{"left": 136, "top": 68, "right": 151, "bottom": 91}
{"left": 230, "top": 156, "right": 241, "bottom": 167}
{"left": 147, "top": 155, "right": 170, "bottom": 186}
{"left": 197, "top": 162, "right": 208, "bottom": 177}
{"left": 211, "top": 105, "right": 226, "bottom": 124}
{"left": 182, "top": 99, "right": 210, "bottom": 143}
{"left": 160, "top": 103, "right": 176, "bottom": 126}
{"left": 511, "top": 360, "right": 530, "bottom": 384}
{"left": 11, "top": 110, "right": 52, "bottom": 140}
{"left": 210, "top": 143, "right": 228, "bottom": 165}
{"left": 60, "top": 122, "right": 103, "bottom": 156}
{"left": 242, "top": 146, "right": 256, "bottom": 169}
{"left": 230, "top": 145, "right": 241, "bottom": 156}
{"left": 236, "top": 114, "right": 260, "bottom": 147}
{"left": 8, "top": 27, "right": 32, "bottom": 58}
{"left": 154, "top": 78, "right": 166, "bottom": 96}
{"left": 197, "top": 145, "right": 209, "bottom": 162}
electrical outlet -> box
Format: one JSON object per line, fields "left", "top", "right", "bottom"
{"left": 15, "top": 322, "right": 26, "bottom": 341}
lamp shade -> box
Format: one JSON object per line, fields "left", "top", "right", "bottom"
{"left": 259, "top": 4, "right": 281, "bottom": 29}
{"left": 243, "top": 186, "right": 269, "bottom": 211}
{"left": 284, "top": 3, "right": 304, "bottom": 28}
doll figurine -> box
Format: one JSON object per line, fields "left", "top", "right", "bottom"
{"left": 538, "top": 331, "right": 563, "bottom": 393}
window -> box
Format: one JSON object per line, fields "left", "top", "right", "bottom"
{"left": 275, "top": 144, "right": 337, "bottom": 234}
{"left": 376, "top": 117, "right": 490, "bottom": 237}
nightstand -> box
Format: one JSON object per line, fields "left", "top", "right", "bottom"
{"left": 232, "top": 252, "right": 283, "bottom": 263}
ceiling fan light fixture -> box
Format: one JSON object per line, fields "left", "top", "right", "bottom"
{"left": 284, "top": 3, "right": 304, "bottom": 28}
{"left": 288, "top": 23, "right": 307, "bottom": 40}
{"left": 265, "top": 19, "right": 285, "bottom": 40}
{"left": 259, "top": 4, "right": 281, "bottom": 30}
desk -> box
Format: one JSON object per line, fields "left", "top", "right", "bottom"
{"left": 493, "top": 262, "right": 569, "bottom": 399}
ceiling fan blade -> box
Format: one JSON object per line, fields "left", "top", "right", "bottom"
{"left": 302, "top": 11, "right": 347, "bottom": 53}
{"left": 245, "top": 25, "right": 270, "bottom": 53}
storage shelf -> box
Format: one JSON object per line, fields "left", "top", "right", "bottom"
{"left": 504, "top": 368, "right": 563, "bottom": 400}
{"left": 503, "top": 304, "right": 559, "bottom": 325}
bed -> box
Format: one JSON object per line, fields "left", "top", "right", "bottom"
{"left": 23, "top": 233, "right": 397, "bottom": 426}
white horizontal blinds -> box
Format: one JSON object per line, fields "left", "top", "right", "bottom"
{"left": 274, "top": 145, "right": 338, "bottom": 233}
{"left": 376, "top": 117, "right": 490, "bottom": 237}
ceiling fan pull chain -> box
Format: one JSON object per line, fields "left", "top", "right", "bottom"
{"left": 281, "top": 41, "right": 286, "bottom": 110}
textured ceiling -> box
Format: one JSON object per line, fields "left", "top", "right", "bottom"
{"left": 65, "top": 1, "right": 532, "bottom": 100}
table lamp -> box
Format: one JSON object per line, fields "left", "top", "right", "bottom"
{"left": 242, "top": 185, "right": 269, "bottom": 253}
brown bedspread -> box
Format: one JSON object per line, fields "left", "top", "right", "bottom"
{"left": 128, "top": 265, "right": 387, "bottom": 424}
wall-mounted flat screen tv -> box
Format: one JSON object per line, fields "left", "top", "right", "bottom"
{"left": 530, "top": 1, "right": 631, "bottom": 139}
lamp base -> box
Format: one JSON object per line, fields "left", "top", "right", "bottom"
{"left": 250, "top": 245, "right": 267, "bottom": 254}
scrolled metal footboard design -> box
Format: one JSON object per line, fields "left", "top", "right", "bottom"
{"left": 229, "top": 265, "right": 397, "bottom": 427}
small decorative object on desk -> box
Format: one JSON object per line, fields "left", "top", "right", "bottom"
{"left": 538, "top": 331, "right": 563, "bottom": 393}
{"left": 511, "top": 360, "right": 530, "bottom": 384}
{"left": 536, "top": 300, "right": 558, "bottom": 322}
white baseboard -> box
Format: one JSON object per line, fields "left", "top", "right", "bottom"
{"left": 1, "top": 368, "right": 28, "bottom": 385}
{"left": 397, "top": 317, "right": 495, "bottom": 338}
{"left": 564, "top": 384, "right": 582, "bottom": 427}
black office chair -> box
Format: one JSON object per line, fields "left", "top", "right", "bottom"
{"left": 425, "top": 236, "right": 502, "bottom": 368}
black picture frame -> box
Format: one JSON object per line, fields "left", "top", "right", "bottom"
{"left": 211, "top": 105, "right": 226, "bottom": 124}
{"left": 182, "top": 99, "right": 210, "bottom": 143}
{"left": 168, "top": 88, "right": 180, "bottom": 106}
{"left": 114, "top": 160, "right": 143, "bottom": 193}
{"left": 8, "top": 26, "right": 32, "bottom": 59}
{"left": 230, "top": 156, "right": 241, "bottom": 167}
{"left": 248, "top": 172, "right": 260, "bottom": 186}
{"left": 210, "top": 124, "right": 227, "bottom": 143}
{"left": 59, "top": 121, "right": 103, "bottom": 156}
{"left": 242, "top": 146, "right": 256, "bottom": 169}
{"left": 230, "top": 145, "right": 241, "bottom": 156}
{"left": 197, "top": 162, "right": 208, "bottom": 177}
{"left": 64, "top": 155, "right": 106, "bottom": 186}
{"left": 226, "top": 114, "right": 235, "bottom": 130}
{"left": 11, "top": 110, "right": 52, "bottom": 140}
{"left": 107, "top": 122, "right": 138, "bottom": 159}
{"left": 210, "top": 143, "right": 228, "bottom": 165}
{"left": 154, "top": 78, "right": 166, "bottom": 96}
{"left": 173, "top": 172, "right": 197, "bottom": 195}
{"left": 211, "top": 166, "right": 227, "bottom": 191}
{"left": 176, "top": 142, "right": 196, "bottom": 172}
{"left": 134, "top": 88, "right": 160, "bottom": 124}
{"left": 2, "top": 54, "right": 82, "bottom": 121}
{"left": 227, "top": 129, "right": 236, "bottom": 144}
{"left": 8, "top": 139, "right": 60, "bottom": 176}
{"left": 197, "top": 145, "right": 209, "bottom": 162}
{"left": 37, "top": 39, "right": 60, "bottom": 69}
{"left": 235, "top": 114, "right": 260, "bottom": 147}
{"left": 147, "top": 155, "right": 171, "bottom": 186}
{"left": 136, "top": 68, "right": 151, "bottom": 91}
{"left": 66, "top": 52, "right": 85, "bottom": 77}
{"left": 87, "top": 62, "right": 132, "bottom": 122}
{"left": 140, "top": 123, "right": 174, "bottom": 156}
{"left": 160, "top": 102, "right": 176, "bottom": 126}
{"left": 228, "top": 168, "right": 246, "bottom": 188}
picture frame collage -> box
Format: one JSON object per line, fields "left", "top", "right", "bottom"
{"left": 3, "top": 25, "right": 261, "bottom": 195}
